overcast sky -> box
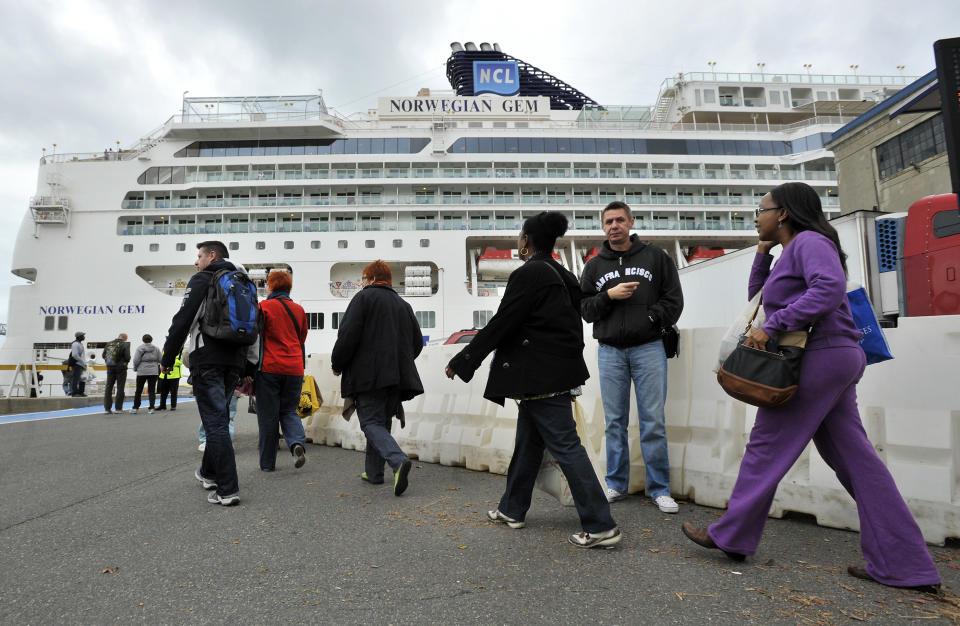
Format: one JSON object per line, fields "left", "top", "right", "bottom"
{"left": 0, "top": 0, "right": 957, "bottom": 325}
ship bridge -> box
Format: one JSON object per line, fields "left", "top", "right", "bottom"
{"left": 162, "top": 94, "right": 347, "bottom": 141}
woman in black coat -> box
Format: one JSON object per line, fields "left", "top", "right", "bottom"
{"left": 331, "top": 260, "right": 423, "bottom": 496}
{"left": 446, "top": 211, "right": 620, "bottom": 549}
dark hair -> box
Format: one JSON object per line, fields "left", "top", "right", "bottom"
{"left": 770, "top": 182, "right": 847, "bottom": 273}
{"left": 267, "top": 270, "right": 292, "bottom": 293}
{"left": 601, "top": 200, "right": 632, "bottom": 220}
{"left": 522, "top": 211, "right": 568, "bottom": 252}
{"left": 142, "top": 334, "right": 152, "bottom": 343}
{"left": 362, "top": 259, "right": 392, "bottom": 285}
{"left": 197, "top": 240, "right": 229, "bottom": 260}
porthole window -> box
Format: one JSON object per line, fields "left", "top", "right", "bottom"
{"left": 284, "top": 241, "right": 294, "bottom": 249}
{"left": 229, "top": 242, "right": 239, "bottom": 251}
{"left": 149, "top": 243, "right": 159, "bottom": 252}
{"left": 310, "top": 241, "right": 321, "bottom": 249}
{"left": 364, "top": 240, "right": 375, "bottom": 248}
{"left": 338, "top": 240, "right": 348, "bottom": 249}
{"left": 256, "top": 241, "right": 265, "bottom": 250}
{"left": 123, "top": 244, "right": 133, "bottom": 252}
{"left": 393, "top": 239, "right": 402, "bottom": 248}
{"left": 58, "top": 316, "right": 68, "bottom": 330}
{"left": 420, "top": 239, "right": 430, "bottom": 248}
{"left": 176, "top": 243, "right": 186, "bottom": 252}
{"left": 44, "top": 316, "right": 54, "bottom": 331}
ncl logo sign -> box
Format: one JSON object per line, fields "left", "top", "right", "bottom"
{"left": 473, "top": 61, "right": 520, "bottom": 96}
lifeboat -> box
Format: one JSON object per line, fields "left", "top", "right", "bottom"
{"left": 477, "top": 247, "right": 560, "bottom": 279}
{"left": 685, "top": 246, "right": 726, "bottom": 264}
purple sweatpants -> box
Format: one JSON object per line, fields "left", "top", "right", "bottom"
{"left": 709, "top": 346, "right": 941, "bottom": 588}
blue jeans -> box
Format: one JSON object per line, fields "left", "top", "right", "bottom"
{"left": 198, "top": 394, "right": 236, "bottom": 443}
{"left": 254, "top": 372, "right": 306, "bottom": 471}
{"left": 194, "top": 366, "right": 240, "bottom": 497}
{"left": 598, "top": 341, "right": 671, "bottom": 498}
{"left": 500, "top": 394, "right": 616, "bottom": 533}
{"left": 355, "top": 389, "right": 408, "bottom": 481}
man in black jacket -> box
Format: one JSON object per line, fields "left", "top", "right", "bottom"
{"left": 331, "top": 260, "right": 423, "bottom": 496}
{"left": 580, "top": 201, "right": 684, "bottom": 513}
{"left": 102, "top": 333, "right": 131, "bottom": 414}
{"left": 161, "top": 241, "right": 249, "bottom": 506}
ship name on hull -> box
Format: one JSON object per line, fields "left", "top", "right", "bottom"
{"left": 39, "top": 305, "right": 146, "bottom": 315}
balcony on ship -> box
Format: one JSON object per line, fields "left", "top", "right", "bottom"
{"left": 30, "top": 196, "right": 70, "bottom": 224}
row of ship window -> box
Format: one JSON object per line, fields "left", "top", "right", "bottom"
{"left": 167, "top": 134, "right": 832, "bottom": 159}
{"left": 137, "top": 164, "right": 836, "bottom": 185}
{"left": 122, "top": 192, "right": 841, "bottom": 210}
{"left": 117, "top": 213, "right": 766, "bottom": 240}
{"left": 43, "top": 310, "right": 469, "bottom": 333}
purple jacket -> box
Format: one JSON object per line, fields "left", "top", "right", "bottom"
{"left": 749, "top": 230, "right": 862, "bottom": 351}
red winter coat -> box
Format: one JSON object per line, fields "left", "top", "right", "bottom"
{"left": 259, "top": 294, "right": 308, "bottom": 376}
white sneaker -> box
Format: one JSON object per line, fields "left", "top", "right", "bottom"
{"left": 198, "top": 442, "right": 206, "bottom": 452}
{"left": 487, "top": 509, "right": 525, "bottom": 529}
{"left": 569, "top": 526, "right": 622, "bottom": 549}
{"left": 605, "top": 488, "right": 627, "bottom": 503}
{"left": 147, "top": 409, "right": 154, "bottom": 415}
{"left": 654, "top": 495, "right": 679, "bottom": 513}
{"left": 128, "top": 408, "right": 138, "bottom": 414}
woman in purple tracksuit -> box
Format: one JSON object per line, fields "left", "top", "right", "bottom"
{"left": 682, "top": 182, "right": 941, "bottom": 593}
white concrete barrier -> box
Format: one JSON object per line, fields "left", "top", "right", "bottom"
{"left": 304, "top": 316, "right": 960, "bottom": 545}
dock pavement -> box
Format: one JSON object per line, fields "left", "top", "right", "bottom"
{"left": 0, "top": 401, "right": 957, "bottom": 624}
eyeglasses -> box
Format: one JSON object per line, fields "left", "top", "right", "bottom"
{"left": 754, "top": 206, "right": 780, "bottom": 218}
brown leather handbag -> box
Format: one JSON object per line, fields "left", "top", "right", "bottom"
{"left": 716, "top": 298, "right": 809, "bottom": 408}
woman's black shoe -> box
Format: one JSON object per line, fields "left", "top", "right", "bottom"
{"left": 847, "top": 565, "right": 940, "bottom": 594}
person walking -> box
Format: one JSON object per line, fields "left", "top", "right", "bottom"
{"left": 102, "top": 333, "right": 131, "bottom": 414}
{"left": 162, "top": 241, "right": 254, "bottom": 506}
{"left": 446, "top": 211, "right": 621, "bottom": 549}
{"left": 69, "top": 331, "right": 87, "bottom": 397}
{"left": 681, "top": 182, "right": 941, "bottom": 593}
{"left": 130, "top": 334, "right": 161, "bottom": 414}
{"left": 579, "top": 201, "right": 684, "bottom": 513}
{"left": 331, "top": 260, "right": 423, "bottom": 496}
{"left": 255, "top": 270, "right": 309, "bottom": 471}
{"left": 156, "top": 350, "right": 183, "bottom": 411}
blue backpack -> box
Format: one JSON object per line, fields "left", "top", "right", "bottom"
{"left": 200, "top": 269, "right": 260, "bottom": 345}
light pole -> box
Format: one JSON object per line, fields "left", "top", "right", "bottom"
{"left": 896, "top": 64, "right": 905, "bottom": 75}
{"left": 756, "top": 62, "right": 766, "bottom": 79}
{"left": 707, "top": 61, "right": 717, "bottom": 78}
{"left": 803, "top": 63, "right": 813, "bottom": 77}
{"left": 849, "top": 64, "right": 859, "bottom": 77}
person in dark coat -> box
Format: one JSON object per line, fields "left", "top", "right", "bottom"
{"left": 331, "top": 260, "right": 424, "bottom": 496}
{"left": 446, "top": 211, "right": 621, "bottom": 549}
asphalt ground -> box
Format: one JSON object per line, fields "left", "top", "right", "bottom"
{"left": 1, "top": 403, "right": 958, "bottom": 624}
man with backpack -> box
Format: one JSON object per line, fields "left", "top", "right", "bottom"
{"left": 162, "top": 241, "right": 259, "bottom": 507}
{"left": 102, "top": 333, "right": 131, "bottom": 414}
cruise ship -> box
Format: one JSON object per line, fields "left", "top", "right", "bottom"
{"left": 2, "top": 42, "right": 916, "bottom": 379}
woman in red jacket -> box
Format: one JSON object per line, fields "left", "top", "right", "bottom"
{"left": 256, "top": 270, "right": 309, "bottom": 471}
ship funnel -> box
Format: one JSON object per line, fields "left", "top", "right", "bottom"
{"left": 493, "top": 43, "right": 502, "bottom": 52}
{"left": 449, "top": 42, "right": 464, "bottom": 53}
{"left": 464, "top": 41, "right": 477, "bottom": 51}
{"left": 479, "top": 42, "right": 492, "bottom": 51}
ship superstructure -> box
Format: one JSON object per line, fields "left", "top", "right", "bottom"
{"left": 3, "top": 43, "right": 915, "bottom": 371}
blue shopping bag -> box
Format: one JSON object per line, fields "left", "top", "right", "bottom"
{"left": 846, "top": 287, "right": 893, "bottom": 365}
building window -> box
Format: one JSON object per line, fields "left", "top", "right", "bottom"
{"left": 311, "top": 241, "right": 321, "bottom": 249}
{"left": 176, "top": 243, "right": 186, "bottom": 251}
{"left": 284, "top": 241, "right": 294, "bottom": 249}
{"left": 876, "top": 114, "right": 946, "bottom": 179}
{"left": 123, "top": 244, "right": 133, "bottom": 252}
{"left": 473, "top": 310, "right": 494, "bottom": 328}
{"left": 307, "top": 312, "right": 324, "bottom": 329}
{"left": 365, "top": 240, "right": 375, "bottom": 248}
{"left": 420, "top": 239, "right": 430, "bottom": 248}
{"left": 393, "top": 239, "right": 402, "bottom": 248}
{"left": 415, "top": 311, "right": 436, "bottom": 328}
{"left": 332, "top": 312, "right": 346, "bottom": 329}
{"left": 338, "top": 240, "right": 348, "bottom": 249}
{"left": 58, "top": 316, "right": 68, "bottom": 330}
{"left": 44, "top": 315, "right": 54, "bottom": 331}
{"left": 256, "top": 241, "right": 265, "bottom": 250}
{"left": 229, "top": 242, "right": 239, "bottom": 251}
{"left": 149, "top": 243, "right": 159, "bottom": 252}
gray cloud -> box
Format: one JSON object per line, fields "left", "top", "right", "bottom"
{"left": 0, "top": 0, "right": 957, "bottom": 324}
